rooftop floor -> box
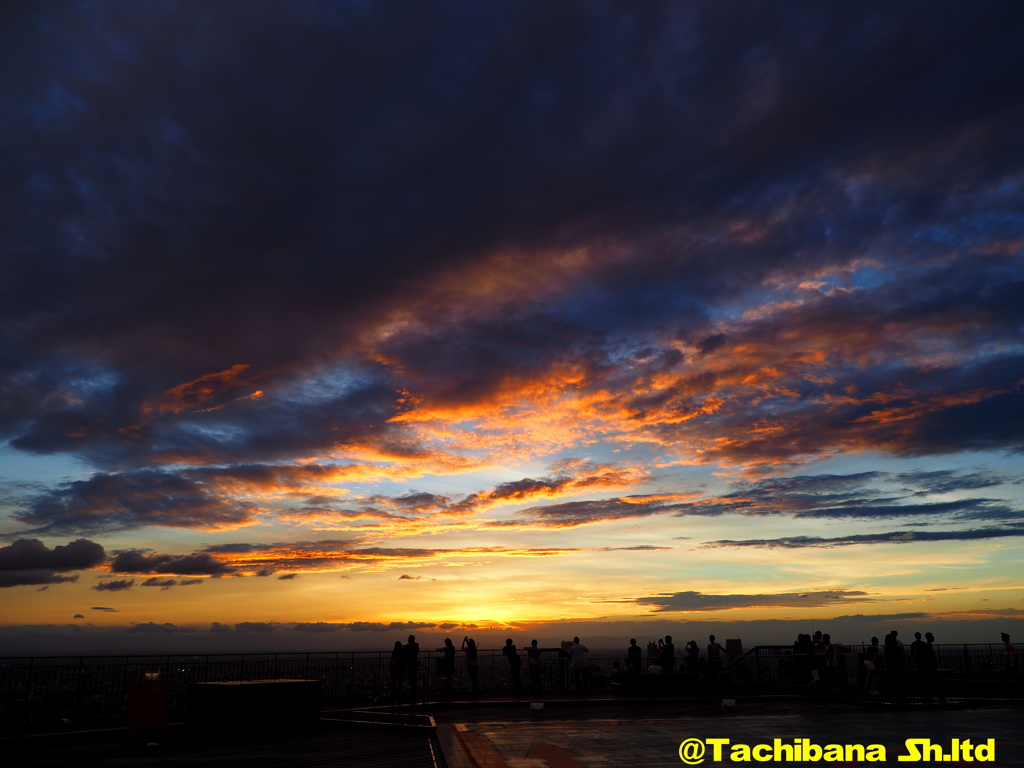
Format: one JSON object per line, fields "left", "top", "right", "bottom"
{"left": 8, "top": 694, "right": 1024, "bottom": 768}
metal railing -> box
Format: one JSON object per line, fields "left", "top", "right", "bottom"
{"left": 0, "top": 648, "right": 590, "bottom": 733}
{"left": 744, "top": 643, "right": 1017, "bottom": 687}
{"left": 1, "top": 644, "right": 1017, "bottom": 734}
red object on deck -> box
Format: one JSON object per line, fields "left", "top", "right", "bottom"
{"left": 128, "top": 678, "right": 171, "bottom": 737}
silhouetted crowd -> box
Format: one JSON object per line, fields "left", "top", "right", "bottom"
{"left": 385, "top": 630, "right": 1017, "bottom": 700}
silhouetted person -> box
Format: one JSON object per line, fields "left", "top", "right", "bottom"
{"left": 503, "top": 638, "right": 521, "bottom": 689}
{"left": 707, "top": 634, "right": 727, "bottom": 675}
{"left": 627, "top": 638, "right": 642, "bottom": 672}
{"left": 390, "top": 640, "right": 406, "bottom": 698}
{"left": 405, "top": 634, "right": 420, "bottom": 697}
{"left": 437, "top": 638, "right": 456, "bottom": 696}
{"left": 884, "top": 632, "right": 904, "bottom": 692}
{"left": 527, "top": 639, "right": 542, "bottom": 694}
{"left": 685, "top": 640, "right": 699, "bottom": 673}
{"left": 920, "top": 632, "right": 938, "bottom": 692}
{"left": 796, "top": 634, "right": 816, "bottom": 690}
{"left": 661, "top": 635, "right": 675, "bottom": 673}
{"left": 462, "top": 636, "right": 480, "bottom": 694}
{"left": 865, "top": 637, "right": 881, "bottom": 695}
{"left": 792, "top": 634, "right": 806, "bottom": 685}
{"left": 1002, "top": 633, "right": 1017, "bottom": 681}
{"left": 924, "top": 632, "right": 937, "bottom": 669}
{"left": 569, "top": 636, "right": 590, "bottom": 692}
{"left": 821, "top": 633, "right": 836, "bottom": 691}
{"left": 910, "top": 631, "right": 927, "bottom": 688}
{"left": 812, "top": 630, "right": 826, "bottom": 686}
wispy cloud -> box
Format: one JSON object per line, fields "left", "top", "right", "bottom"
{"left": 93, "top": 579, "right": 135, "bottom": 592}
{"left": 703, "top": 523, "right": 1024, "bottom": 550}
{"left": 633, "top": 590, "right": 878, "bottom": 613}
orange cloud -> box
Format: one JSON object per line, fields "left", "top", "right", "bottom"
{"left": 143, "top": 364, "right": 254, "bottom": 416}
{"left": 203, "top": 541, "right": 586, "bottom": 575}
{"left": 852, "top": 387, "right": 1005, "bottom": 425}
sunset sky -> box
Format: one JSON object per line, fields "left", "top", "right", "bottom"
{"left": 2, "top": 1, "right": 1023, "bottom": 654}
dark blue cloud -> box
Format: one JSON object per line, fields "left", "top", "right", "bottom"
{"left": 705, "top": 523, "right": 1024, "bottom": 549}
{"left": 93, "top": 579, "right": 134, "bottom": 592}
{"left": 0, "top": 1, "right": 1022, "bottom": 539}
{"left": 515, "top": 470, "right": 1023, "bottom": 527}
{"left": 633, "top": 589, "right": 877, "bottom": 612}
{"left": 0, "top": 537, "right": 105, "bottom": 587}
{"left": 110, "top": 550, "right": 233, "bottom": 576}
{"left": 13, "top": 471, "right": 256, "bottom": 536}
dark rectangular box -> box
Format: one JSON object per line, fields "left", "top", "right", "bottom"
{"left": 188, "top": 679, "right": 321, "bottom": 736}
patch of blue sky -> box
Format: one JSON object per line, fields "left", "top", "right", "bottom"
{"left": 911, "top": 215, "right": 1023, "bottom": 247}
{"left": 14, "top": 356, "right": 120, "bottom": 399}
{"left": 275, "top": 362, "right": 385, "bottom": 407}
{"left": 64, "top": 367, "right": 120, "bottom": 400}
{"left": 963, "top": 211, "right": 1024, "bottom": 242}
{"left": 0, "top": 448, "right": 88, "bottom": 517}
{"left": 849, "top": 263, "right": 888, "bottom": 291}
{"left": 172, "top": 421, "right": 252, "bottom": 446}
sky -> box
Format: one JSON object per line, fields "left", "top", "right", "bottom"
{"left": 1, "top": 1, "right": 1023, "bottom": 655}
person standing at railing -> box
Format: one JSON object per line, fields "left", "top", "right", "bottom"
{"left": 884, "top": 632, "right": 905, "bottom": 693}
{"left": 685, "top": 640, "right": 699, "bottom": 673}
{"left": 390, "top": 641, "right": 406, "bottom": 699}
{"left": 437, "top": 638, "right": 456, "bottom": 697}
{"left": 569, "top": 636, "right": 590, "bottom": 692}
{"left": 627, "top": 638, "right": 642, "bottom": 673}
{"left": 462, "top": 637, "right": 480, "bottom": 695}
{"left": 405, "top": 635, "right": 420, "bottom": 698}
{"left": 919, "top": 632, "right": 938, "bottom": 694}
{"left": 793, "top": 634, "right": 817, "bottom": 690}
{"left": 923, "top": 633, "right": 937, "bottom": 669}
{"left": 910, "top": 632, "right": 926, "bottom": 663}
{"left": 911, "top": 631, "right": 929, "bottom": 691}
{"left": 503, "top": 638, "right": 522, "bottom": 690}
{"left": 891, "top": 629, "right": 905, "bottom": 652}
{"left": 707, "top": 634, "right": 729, "bottom": 675}
{"left": 1002, "top": 633, "right": 1017, "bottom": 682}
{"left": 527, "top": 639, "right": 543, "bottom": 694}
{"left": 864, "top": 636, "right": 881, "bottom": 696}
{"left": 822, "top": 633, "right": 837, "bottom": 692}
{"left": 661, "top": 635, "right": 675, "bottom": 673}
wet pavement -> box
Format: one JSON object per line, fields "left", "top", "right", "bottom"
{"left": 7, "top": 694, "right": 1023, "bottom": 767}
{"left": 415, "top": 695, "right": 1024, "bottom": 768}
